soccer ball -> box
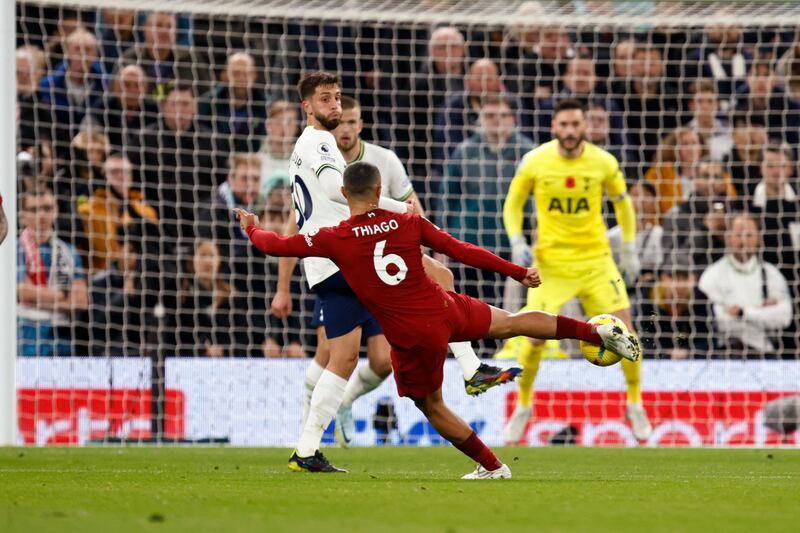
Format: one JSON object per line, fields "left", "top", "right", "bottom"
{"left": 580, "top": 314, "right": 626, "bottom": 367}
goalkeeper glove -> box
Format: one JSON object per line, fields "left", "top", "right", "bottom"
{"left": 510, "top": 234, "right": 533, "bottom": 266}
{"left": 619, "top": 241, "right": 641, "bottom": 286}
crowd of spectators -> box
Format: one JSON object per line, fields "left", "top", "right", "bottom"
{"left": 13, "top": 4, "right": 800, "bottom": 358}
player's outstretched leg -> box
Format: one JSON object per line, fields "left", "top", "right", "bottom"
{"left": 486, "top": 308, "right": 641, "bottom": 362}
{"left": 414, "top": 389, "right": 511, "bottom": 480}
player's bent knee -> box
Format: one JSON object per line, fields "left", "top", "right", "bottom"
{"left": 327, "top": 348, "right": 359, "bottom": 376}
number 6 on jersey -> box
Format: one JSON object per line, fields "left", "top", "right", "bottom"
{"left": 373, "top": 240, "right": 408, "bottom": 286}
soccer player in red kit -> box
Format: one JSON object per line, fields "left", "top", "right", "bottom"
{"left": 234, "top": 161, "right": 641, "bottom": 479}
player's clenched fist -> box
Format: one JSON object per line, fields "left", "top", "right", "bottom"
{"left": 521, "top": 267, "right": 541, "bottom": 288}
{"left": 233, "top": 208, "right": 260, "bottom": 233}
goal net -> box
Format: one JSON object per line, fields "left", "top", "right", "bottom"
{"left": 11, "top": 0, "right": 800, "bottom": 447}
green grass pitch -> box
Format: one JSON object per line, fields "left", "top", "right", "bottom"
{"left": 1, "top": 447, "right": 798, "bottom": 532}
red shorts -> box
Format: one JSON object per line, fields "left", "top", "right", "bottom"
{"left": 390, "top": 292, "right": 492, "bottom": 400}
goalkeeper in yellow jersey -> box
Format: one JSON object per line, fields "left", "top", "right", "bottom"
{"left": 499, "top": 98, "right": 652, "bottom": 443}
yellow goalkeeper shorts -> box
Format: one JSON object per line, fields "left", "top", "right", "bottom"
{"left": 527, "top": 253, "right": 630, "bottom": 317}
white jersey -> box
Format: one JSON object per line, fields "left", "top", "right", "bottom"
{"left": 355, "top": 140, "right": 415, "bottom": 201}
{"left": 289, "top": 126, "right": 349, "bottom": 287}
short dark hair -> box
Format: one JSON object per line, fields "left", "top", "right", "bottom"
{"left": 763, "top": 142, "right": 793, "bottom": 162}
{"left": 21, "top": 180, "right": 54, "bottom": 209}
{"left": 165, "top": 81, "right": 195, "bottom": 98}
{"left": 340, "top": 95, "right": 360, "bottom": 111}
{"left": 343, "top": 161, "right": 381, "bottom": 197}
{"left": 554, "top": 98, "right": 585, "bottom": 116}
{"left": 297, "top": 71, "right": 341, "bottom": 101}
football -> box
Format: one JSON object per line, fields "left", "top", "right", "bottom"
{"left": 580, "top": 314, "right": 627, "bottom": 367}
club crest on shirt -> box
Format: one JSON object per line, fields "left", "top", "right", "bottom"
{"left": 318, "top": 142, "right": 333, "bottom": 155}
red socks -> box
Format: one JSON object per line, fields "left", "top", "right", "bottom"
{"left": 454, "top": 431, "right": 502, "bottom": 471}
{"left": 555, "top": 315, "right": 603, "bottom": 345}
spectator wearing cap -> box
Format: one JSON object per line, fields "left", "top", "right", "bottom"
{"left": 636, "top": 252, "right": 712, "bottom": 359}
{"left": 732, "top": 60, "right": 800, "bottom": 146}
{"left": 258, "top": 100, "right": 299, "bottom": 199}
{"left": 699, "top": 213, "right": 793, "bottom": 358}
{"left": 117, "top": 11, "right": 211, "bottom": 101}
{"left": 198, "top": 51, "right": 268, "bottom": 154}
{"left": 39, "top": 27, "right": 106, "bottom": 160}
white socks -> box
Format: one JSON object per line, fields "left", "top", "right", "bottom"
{"left": 450, "top": 341, "right": 481, "bottom": 380}
{"left": 297, "top": 369, "right": 347, "bottom": 458}
{"left": 301, "top": 359, "right": 325, "bottom": 427}
{"left": 340, "top": 364, "right": 385, "bottom": 409}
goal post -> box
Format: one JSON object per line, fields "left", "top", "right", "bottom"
{"left": 0, "top": 0, "right": 16, "bottom": 446}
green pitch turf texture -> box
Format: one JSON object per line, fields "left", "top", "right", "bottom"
{"left": 1, "top": 447, "right": 798, "bottom": 532}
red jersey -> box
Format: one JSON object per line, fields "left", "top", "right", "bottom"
{"left": 246, "top": 210, "right": 527, "bottom": 348}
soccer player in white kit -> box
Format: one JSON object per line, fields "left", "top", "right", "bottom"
{"left": 280, "top": 73, "right": 519, "bottom": 472}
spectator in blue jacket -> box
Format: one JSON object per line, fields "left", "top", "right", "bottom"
{"left": 39, "top": 27, "right": 106, "bottom": 160}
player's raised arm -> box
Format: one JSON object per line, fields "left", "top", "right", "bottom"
{"left": 234, "top": 208, "right": 331, "bottom": 259}
{"left": 417, "top": 215, "right": 537, "bottom": 285}
{"left": 604, "top": 163, "right": 640, "bottom": 284}
{"left": 503, "top": 156, "right": 535, "bottom": 266}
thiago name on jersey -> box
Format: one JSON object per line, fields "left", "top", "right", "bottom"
{"left": 352, "top": 218, "right": 400, "bottom": 237}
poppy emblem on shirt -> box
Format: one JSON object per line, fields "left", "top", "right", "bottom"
{"left": 565, "top": 176, "right": 576, "bottom": 188}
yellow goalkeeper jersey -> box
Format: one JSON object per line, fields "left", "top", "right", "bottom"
{"left": 504, "top": 139, "right": 627, "bottom": 264}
